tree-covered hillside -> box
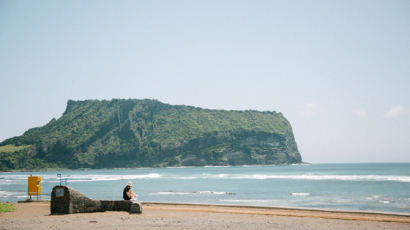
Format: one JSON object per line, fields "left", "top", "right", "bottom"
{"left": 0, "top": 99, "right": 301, "bottom": 170}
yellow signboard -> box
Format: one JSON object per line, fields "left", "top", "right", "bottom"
{"left": 28, "top": 176, "right": 41, "bottom": 196}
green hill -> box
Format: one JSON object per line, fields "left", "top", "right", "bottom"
{"left": 0, "top": 99, "right": 302, "bottom": 170}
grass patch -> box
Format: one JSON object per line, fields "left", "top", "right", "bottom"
{"left": 0, "top": 144, "right": 31, "bottom": 153}
{"left": 0, "top": 202, "right": 16, "bottom": 213}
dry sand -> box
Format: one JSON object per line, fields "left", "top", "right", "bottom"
{"left": 1, "top": 202, "right": 409, "bottom": 230}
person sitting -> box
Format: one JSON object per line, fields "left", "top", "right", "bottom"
{"left": 123, "top": 181, "right": 138, "bottom": 201}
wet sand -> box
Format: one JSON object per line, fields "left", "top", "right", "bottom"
{"left": 0, "top": 202, "right": 409, "bottom": 230}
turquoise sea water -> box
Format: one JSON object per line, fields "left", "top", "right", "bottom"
{"left": 1, "top": 163, "right": 409, "bottom": 214}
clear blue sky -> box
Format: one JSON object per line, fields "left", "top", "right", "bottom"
{"left": 1, "top": 0, "right": 409, "bottom": 163}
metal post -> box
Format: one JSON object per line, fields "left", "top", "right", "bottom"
{"left": 36, "top": 180, "right": 40, "bottom": 200}
{"left": 57, "top": 173, "right": 62, "bottom": 186}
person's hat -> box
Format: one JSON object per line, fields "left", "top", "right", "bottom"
{"left": 127, "top": 181, "right": 132, "bottom": 187}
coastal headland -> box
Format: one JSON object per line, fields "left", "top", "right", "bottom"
{"left": 1, "top": 202, "right": 409, "bottom": 230}
{"left": 0, "top": 99, "right": 301, "bottom": 170}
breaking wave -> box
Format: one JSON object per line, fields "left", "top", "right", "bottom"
{"left": 291, "top": 192, "right": 310, "bottom": 196}
{"left": 0, "top": 190, "right": 26, "bottom": 198}
{"left": 219, "top": 199, "right": 278, "bottom": 203}
{"left": 149, "top": 191, "right": 235, "bottom": 196}
{"left": 66, "top": 173, "right": 162, "bottom": 182}
{"left": 2, "top": 173, "right": 409, "bottom": 183}
{"left": 195, "top": 173, "right": 410, "bottom": 183}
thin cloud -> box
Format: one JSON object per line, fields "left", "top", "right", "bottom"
{"left": 353, "top": 109, "right": 367, "bottom": 118}
{"left": 384, "top": 105, "right": 405, "bottom": 118}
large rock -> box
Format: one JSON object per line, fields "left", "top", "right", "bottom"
{"left": 50, "top": 186, "right": 142, "bottom": 214}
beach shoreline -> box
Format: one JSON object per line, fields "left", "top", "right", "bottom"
{"left": 143, "top": 202, "right": 410, "bottom": 222}
{"left": 1, "top": 202, "right": 409, "bottom": 230}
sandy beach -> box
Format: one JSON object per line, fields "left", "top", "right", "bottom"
{"left": 0, "top": 202, "right": 409, "bottom": 230}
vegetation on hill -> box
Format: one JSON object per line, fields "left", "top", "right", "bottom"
{"left": 0, "top": 99, "right": 301, "bottom": 170}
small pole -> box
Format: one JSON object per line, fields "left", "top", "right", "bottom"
{"left": 57, "top": 173, "right": 62, "bottom": 186}
{"left": 29, "top": 174, "right": 32, "bottom": 200}
{"left": 36, "top": 180, "right": 40, "bottom": 200}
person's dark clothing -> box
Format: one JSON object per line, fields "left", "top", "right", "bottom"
{"left": 123, "top": 186, "right": 131, "bottom": 200}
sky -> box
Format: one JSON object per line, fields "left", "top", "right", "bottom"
{"left": 0, "top": 0, "right": 409, "bottom": 163}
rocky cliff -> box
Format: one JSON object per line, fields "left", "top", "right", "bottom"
{"left": 0, "top": 99, "right": 302, "bottom": 170}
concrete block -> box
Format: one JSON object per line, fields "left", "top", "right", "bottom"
{"left": 50, "top": 186, "right": 141, "bottom": 215}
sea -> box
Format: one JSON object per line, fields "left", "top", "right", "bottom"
{"left": 1, "top": 163, "right": 409, "bottom": 214}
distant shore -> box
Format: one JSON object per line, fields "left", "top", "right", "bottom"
{"left": 0, "top": 163, "right": 308, "bottom": 172}
{"left": 1, "top": 202, "right": 409, "bottom": 230}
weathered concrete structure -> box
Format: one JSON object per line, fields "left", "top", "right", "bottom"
{"left": 50, "top": 186, "right": 142, "bottom": 214}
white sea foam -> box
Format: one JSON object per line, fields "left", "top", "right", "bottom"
{"left": 104, "top": 173, "right": 409, "bottom": 183}
{"left": 0, "top": 175, "right": 29, "bottom": 182}
{"left": 365, "top": 195, "right": 380, "bottom": 200}
{"left": 0, "top": 174, "right": 68, "bottom": 184}
{"left": 291, "top": 163, "right": 310, "bottom": 166}
{"left": 0, "top": 173, "right": 163, "bottom": 183}
{"left": 175, "top": 176, "right": 197, "bottom": 179}
{"left": 291, "top": 192, "right": 310, "bottom": 196}
{"left": 0, "top": 191, "right": 14, "bottom": 197}
{"left": 2, "top": 172, "right": 410, "bottom": 183}
{"left": 198, "top": 191, "right": 234, "bottom": 195}
{"left": 204, "top": 165, "right": 230, "bottom": 168}
{"left": 149, "top": 191, "right": 234, "bottom": 196}
{"left": 192, "top": 173, "right": 410, "bottom": 183}
{"left": 219, "top": 199, "right": 277, "bottom": 203}
{"left": 216, "top": 174, "right": 229, "bottom": 178}
{"left": 0, "top": 190, "right": 25, "bottom": 198}
{"left": 67, "top": 173, "right": 162, "bottom": 182}
{"left": 166, "top": 166, "right": 190, "bottom": 169}
{"left": 153, "top": 191, "right": 192, "bottom": 195}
